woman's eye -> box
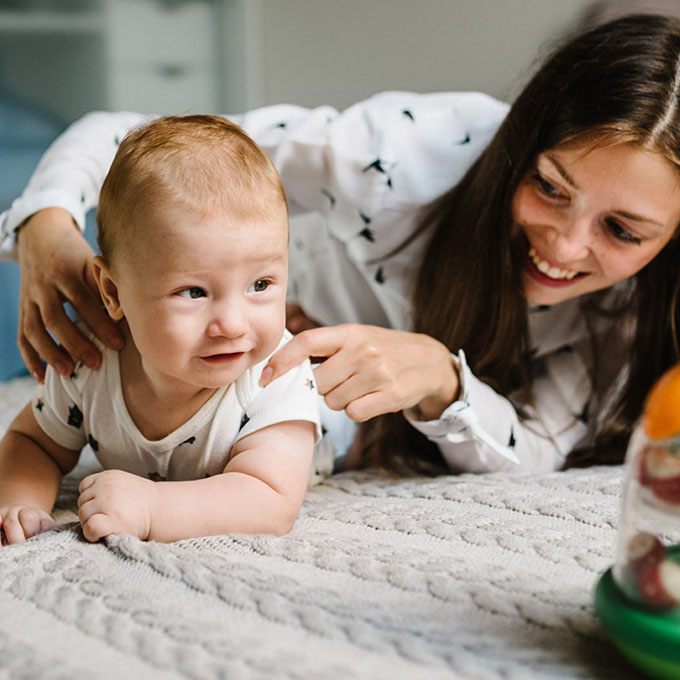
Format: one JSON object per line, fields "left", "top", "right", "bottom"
{"left": 532, "top": 173, "right": 563, "bottom": 199}
{"left": 176, "top": 287, "right": 206, "bottom": 299}
{"left": 249, "top": 279, "right": 270, "bottom": 293}
{"left": 606, "top": 218, "right": 641, "bottom": 245}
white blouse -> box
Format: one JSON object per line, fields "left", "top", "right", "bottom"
{"left": 0, "top": 91, "right": 630, "bottom": 474}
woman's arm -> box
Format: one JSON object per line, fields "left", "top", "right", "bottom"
{"left": 2, "top": 111, "right": 148, "bottom": 379}
{"left": 1, "top": 111, "right": 150, "bottom": 251}
{"left": 404, "top": 351, "right": 580, "bottom": 474}
{"left": 17, "top": 209, "right": 123, "bottom": 381}
{"left": 77, "top": 420, "right": 316, "bottom": 542}
{"left": 261, "top": 324, "right": 575, "bottom": 475}
{"left": 261, "top": 324, "right": 459, "bottom": 422}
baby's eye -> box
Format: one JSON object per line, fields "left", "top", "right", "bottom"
{"left": 249, "top": 279, "right": 270, "bottom": 293}
{"left": 176, "top": 287, "right": 207, "bottom": 299}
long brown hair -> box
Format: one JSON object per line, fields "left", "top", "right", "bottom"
{"left": 365, "top": 14, "right": 680, "bottom": 474}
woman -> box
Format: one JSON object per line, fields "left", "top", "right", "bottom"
{"left": 3, "top": 15, "right": 680, "bottom": 476}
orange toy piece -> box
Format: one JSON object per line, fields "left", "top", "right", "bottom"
{"left": 644, "top": 364, "right": 680, "bottom": 441}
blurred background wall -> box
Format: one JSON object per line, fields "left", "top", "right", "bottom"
{"left": 0, "top": 0, "right": 675, "bottom": 378}
{"left": 0, "top": 0, "right": 599, "bottom": 122}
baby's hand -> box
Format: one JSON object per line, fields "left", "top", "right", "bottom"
{"left": 0, "top": 505, "right": 55, "bottom": 545}
{"left": 77, "top": 470, "right": 157, "bottom": 542}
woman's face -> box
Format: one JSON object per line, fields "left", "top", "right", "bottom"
{"left": 512, "top": 140, "right": 680, "bottom": 306}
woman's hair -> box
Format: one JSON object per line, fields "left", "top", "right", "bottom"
{"left": 97, "top": 114, "right": 286, "bottom": 266}
{"left": 365, "top": 14, "right": 680, "bottom": 474}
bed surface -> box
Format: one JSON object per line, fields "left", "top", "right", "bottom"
{"left": 0, "top": 376, "right": 640, "bottom": 679}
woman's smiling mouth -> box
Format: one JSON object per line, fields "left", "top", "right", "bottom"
{"left": 526, "top": 247, "right": 588, "bottom": 288}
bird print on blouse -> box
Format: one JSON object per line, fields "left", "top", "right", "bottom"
{"left": 320, "top": 188, "right": 336, "bottom": 208}
{"left": 67, "top": 404, "right": 83, "bottom": 428}
{"left": 362, "top": 158, "right": 395, "bottom": 189}
{"left": 359, "top": 227, "right": 375, "bottom": 242}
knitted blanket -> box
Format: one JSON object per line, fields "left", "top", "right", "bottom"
{"left": 0, "top": 376, "right": 638, "bottom": 679}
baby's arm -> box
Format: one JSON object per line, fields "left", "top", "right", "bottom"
{"left": 0, "top": 404, "right": 81, "bottom": 544}
{"left": 77, "top": 419, "right": 316, "bottom": 542}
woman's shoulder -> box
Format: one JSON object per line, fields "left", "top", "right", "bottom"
{"left": 341, "top": 90, "right": 509, "bottom": 150}
{"left": 355, "top": 90, "right": 509, "bottom": 116}
{"left": 346, "top": 91, "right": 508, "bottom": 208}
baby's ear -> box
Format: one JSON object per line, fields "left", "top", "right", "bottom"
{"left": 92, "top": 256, "right": 124, "bottom": 320}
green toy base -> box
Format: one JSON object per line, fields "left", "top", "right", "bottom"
{"left": 615, "top": 641, "right": 680, "bottom": 680}
{"left": 595, "top": 569, "right": 680, "bottom": 679}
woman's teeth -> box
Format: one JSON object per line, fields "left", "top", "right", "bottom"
{"left": 528, "top": 248, "right": 578, "bottom": 280}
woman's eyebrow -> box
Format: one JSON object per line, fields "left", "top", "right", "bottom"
{"left": 545, "top": 154, "right": 578, "bottom": 189}
{"left": 614, "top": 209, "right": 665, "bottom": 228}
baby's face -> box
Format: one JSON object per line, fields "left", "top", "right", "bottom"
{"left": 113, "top": 201, "right": 288, "bottom": 390}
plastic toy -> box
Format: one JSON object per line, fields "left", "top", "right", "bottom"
{"left": 595, "top": 364, "right": 680, "bottom": 678}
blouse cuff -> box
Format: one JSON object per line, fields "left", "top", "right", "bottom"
{"left": 0, "top": 189, "right": 87, "bottom": 262}
{"left": 405, "top": 349, "right": 520, "bottom": 465}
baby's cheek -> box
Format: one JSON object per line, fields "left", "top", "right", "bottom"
{"left": 254, "top": 319, "right": 286, "bottom": 365}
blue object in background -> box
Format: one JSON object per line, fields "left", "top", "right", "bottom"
{"left": 0, "top": 85, "right": 66, "bottom": 380}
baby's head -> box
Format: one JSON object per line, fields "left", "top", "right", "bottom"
{"left": 97, "top": 114, "right": 286, "bottom": 265}
{"left": 93, "top": 115, "right": 290, "bottom": 389}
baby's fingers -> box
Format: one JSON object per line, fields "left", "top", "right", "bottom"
{"left": 19, "top": 508, "right": 54, "bottom": 539}
{"left": 80, "top": 512, "right": 111, "bottom": 543}
{"left": 0, "top": 513, "right": 27, "bottom": 545}
{"left": 78, "top": 473, "right": 99, "bottom": 494}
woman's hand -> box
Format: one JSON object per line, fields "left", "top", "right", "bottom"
{"left": 261, "top": 324, "right": 460, "bottom": 422}
{"left": 17, "top": 208, "right": 124, "bottom": 382}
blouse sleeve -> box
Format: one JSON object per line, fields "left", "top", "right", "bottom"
{"left": 405, "top": 349, "right": 591, "bottom": 474}
{"left": 0, "top": 110, "right": 151, "bottom": 260}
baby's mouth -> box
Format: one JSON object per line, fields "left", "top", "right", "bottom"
{"left": 200, "top": 352, "right": 245, "bottom": 364}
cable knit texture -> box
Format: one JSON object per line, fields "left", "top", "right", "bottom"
{"left": 0, "top": 376, "right": 645, "bottom": 679}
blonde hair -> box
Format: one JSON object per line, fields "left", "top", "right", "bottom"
{"left": 97, "top": 115, "right": 286, "bottom": 264}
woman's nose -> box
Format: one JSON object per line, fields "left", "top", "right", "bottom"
{"left": 548, "top": 214, "right": 592, "bottom": 263}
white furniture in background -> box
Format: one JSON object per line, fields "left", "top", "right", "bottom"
{"left": 105, "top": 0, "right": 221, "bottom": 115}
{"left": 0, "top": 0, "right": 261, "bottom": 122}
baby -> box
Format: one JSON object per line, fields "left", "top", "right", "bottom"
{"left": 0, "top": 115, "right": 320, "bottom": 544}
